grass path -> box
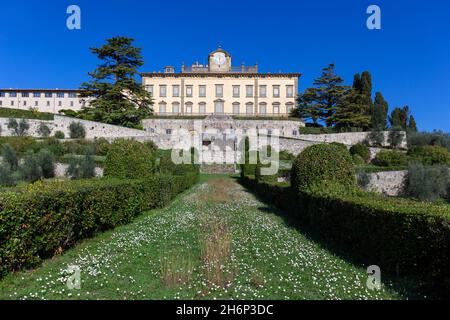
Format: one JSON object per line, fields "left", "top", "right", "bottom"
{"left": 0, "top": 176, "right": 402, "bottom": 300}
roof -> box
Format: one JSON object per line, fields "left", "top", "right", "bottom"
{"left": 141, "top": 72, "right": 301, "bottom": 78}
{"left": 0, "top": 88, "right": 81, "bottom": 92}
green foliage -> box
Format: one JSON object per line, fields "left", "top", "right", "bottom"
{"left": 408, "top": 115, "right": 418, "bottom": 132}
{"left": 407, "top": 130, "right": 450, "bottom": 151}
{"left": 19, "top": 151, "right": 42, "bottom": 183}
{"left": 0, "top": 163, "right": 16, "bottom": 187}
{"left": 1, "top": 144, "right": 19, "bottom": 170}
{"left": 78, "top": 37, "right": 153, "bottom": 128}
{"left": 54, "top": 131, "right": 65, "bottom": 139}
{"left": 290, "top": 144, "right": 355, "bottom": 193}
{"left": 373, "top": 150, "right": 408, "bottom": 167}
{"left": 352, "top": 154, "right": 365, "bottom": 166}
{"left": 388, "top": 127, "right": 405, "bottom": 149}
{"left": 0, "top": 107, "right": 53, "bottom": 120}
{"left": 36, "top": 149, "right": 55, "bottom": 179}
{"left": 278, "top": 150, "right": 296, "bottom": 161}
{"left": 0, "top": 137, "right": 40, "bottom": 154}
{"left": 408, "top": 145, "right": 450, "bottom": 166}
{"left": 104, "top": 139, "right": 155, "bottom": 179}
{"left": 69, "top": 122, "right": 86, "bottom": 139}
{"left": 7, "top": 118, "right": 30, "bottom": 136}
{"left": 294, "top": 64, "right": 348, "bottom": 126}
{"left": 0, "top": 174, "right": 198, "bottom": 277}
{"left": 350, "top": 143, "right": 370, "bottom": 163}
{"left": 65, "top": 148, "right": 96, "bottom": 180}
{"left": 366, "top": 129, "right": 385, "bottom": 147}
{"left": 389, "top": 106, "right": 416, "bottom": 131}
{"left": 37, "top": 122, "right": 51, "bottom": 138}
{"left": 329, "top": 142, "right": 348, "bottom": 151}
{"left": 370, "top": 92, "right": 388, "bottom": 130}
{"left": 406, "top": 163, "right": 449, "bottom": 202}
{"left": 298, "top": 126, "right": 362, "bottom": 134}
{"left": 241, "top": 176, "right": 450, "bottom": 292}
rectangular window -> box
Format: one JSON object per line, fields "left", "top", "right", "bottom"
{"left": 292, "top": 130, "right": 298, "bottom": 136}
{"left": 10, "top": 92, "right": 17, "bottom": 98}
{"left": 246, "top": 104, "right": 253, "bottom": 114}
{"left": 35, "top": 101, "right": 38, "bottom": 106}
{"left": 159, "top": 85, "right": 167, "bottom": 97}
{"left": 33, "top": 92, "right": 41, "bottom": 98}
{"left": 68, "top": 92, "right": 77, "bottom": 98}
{"left": 145, "top": 85, "right": 154, "bottom": 96}
{"left": 23, "top": 101, "right": 27, "bottom": 106}
{"left": 57, "top": 92, "right": 64, "bottom": 98}
{"left": 45, "top": 92, "right": 53, "bottom": 98}
{"left": 199, "top": 103, "right": 206, "bottom": 114}
{"left": 232, "top": 85, "right": 240, "bottom": 98}
{"left": 215, "top": 84, "right": 223, "bottom": 98}
{"left": 47, "top": 101, "right": 50, "bottom": 107}
{"left": 199, "top": 85, "right": 206, "bottom": 97}
{"left": 70, "top": 101, "right": 74, "bottom": 107}
{"left": 246, "top": 85, "right": 254, "bottom": 98}
{"left": 11, "top": 101, "right": 14, "bottom": 106}
{"left": 172, "top": 85, "right": 180, "bottom": 97}
{"left": 286, "top": 85, "right": 294, "bottom": 98}
{"left": 159, "top": 103, "right": 166, "bottom": 114}
{"left": 0, "top": 92, "right": 5, "bottom": 97}
{"left": 273, "top": 85, "right": 280, "bottom": 98}
{"left": 166, "top": 129, "right": 172, "bottom": 135}
{"left": 22, "top": 92, "right": 29, "bottom": 98}
{"left": 259, "top": 85, "right": 267, "bottom": 98}
{"left": 186, "top": 85, "right": 193, "bottom": 97}
{"left": 58, "top": 101, "right": 62, "bottom": 107}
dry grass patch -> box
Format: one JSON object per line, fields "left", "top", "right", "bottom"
{"left": 160, "top": 251, "right": 195, "bottom": 287}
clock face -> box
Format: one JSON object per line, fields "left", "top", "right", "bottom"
{"left": 213, "top": 53, "right": 226, "bottom": 66}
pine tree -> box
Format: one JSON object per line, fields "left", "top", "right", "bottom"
{"left": 78, "top": 37, "right": 153, "bottom": 128}
{"left": 331, "top": 89, "right": 371, "bottom": 130}
{"left": 408, "top": 115, "right": 418, "bottom": 132}
{"left": 295, "top": 64, "right": 348, "bottom": 126}
{"left": 371, "top": 92, "right": 388, "bottom": 130}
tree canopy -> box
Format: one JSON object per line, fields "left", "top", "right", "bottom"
{"left": 78, "top": 37, "right": 152, "bottom": 128}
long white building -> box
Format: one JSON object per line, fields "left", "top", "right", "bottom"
{"left": 0, "top": 88, "right": 87, "bottom": 114}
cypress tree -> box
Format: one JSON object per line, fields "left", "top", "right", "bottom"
{"left": 371, "top": 92, "right": 388, "bottom": 130}
{"left": 408, "top": 115, "right": 418, "bottom": 132}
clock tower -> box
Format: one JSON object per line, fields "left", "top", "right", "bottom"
{"left": 208, "top": 47, "right": 232, "bottom": 72}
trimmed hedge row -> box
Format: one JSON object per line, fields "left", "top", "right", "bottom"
{"left": 241, "top": 176, "right": 450, "bottom": 293}
{"left": 0, "top": 173, "right": 198, "bottom": 277}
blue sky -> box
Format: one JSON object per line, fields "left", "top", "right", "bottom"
{"left": 0, "top": 0, "right": 449, "bottom": 132}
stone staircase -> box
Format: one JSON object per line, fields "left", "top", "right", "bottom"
{"left": 200, "top": 163, "right": 236, "bottom": 174}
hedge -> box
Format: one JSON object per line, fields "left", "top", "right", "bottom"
{"left": 0, "top": 107, "right": 54, "bottom": 120}
{"left": 0, "top": 173, "right": 198, "bottom": 277}
{"left": 240, "top": 176, "right": 450, "bottom": 294}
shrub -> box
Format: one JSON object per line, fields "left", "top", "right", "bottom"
{"left": 406, "top": 163, "right": 448, "bottom": 202}
{"left": 290, "top": 144, "right": 355, "bottom": 193}
{"left": 352, "top": 154, "right": 365, "bottom": 166}
{"left": 350, "top": 143, "right": 370, "bottom": 163}
{"left": 37, "top": 149, "right": 55, "bottom": 179}
{"left": 329, "top": 142, "right": 348, "bottom": 151}
{"left": 279, "top": 150, "right": 295, "bottom": 161}
{"left": 388, "top": 127, "right": 405, "bottom": 149}
{"left": 93, "top": 138, "right": 111, "bottom": 156}
{"left": 104, "top": 139, "right": 155, "bottom": 179}
{"left": 408, "top": 145, "right": 450, "bottom": 166}
{"left": 366, "top": 130, "right": 385, "bottom": 147}
{"left": 54, "top": 131, "right": 65, "bottom": 139}
{"left": 373, "top": 150, "right": 408, "bottom": 167}
{"left": 241, "top": 176, "right": 450, "bottom": 293}
{"left": 37, "top": 122, "right": 51, "bottom": 138}
{"left": 0, "top": 163, "right": 16, "bottom": 187}
{"left": 19, "top": 151, "right": 42, "bottom": 182}
{"left": 0, "top": 174, "right": 198, "bottom": 277}
{"left": 66, "top": 148, "right": 96, "bottom": 179}
{"left": 69, "top": 122, "right": 86, "bottom": 139}
{"left": 1, "top": 144, "right": 19, "bottom": 170}
{"left": 0, "top": 136, "right": 40, "bottom": 154}
{"left": 407, "top": 130, "right": 450, "bottom": 151}
{"left": 7, "top": 118, "right": 30, "bottom": 136}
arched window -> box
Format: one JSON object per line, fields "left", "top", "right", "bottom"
{"left": 246, "top": 102, "right": 254, "bottom": 115}
{"left": 272, "top": 102, "right": 280, "bottom": 115}
{"left": 259, "top": 102, "right": 267, "bottom": 115}
{"left": 286, "top": 102, "right": 294, "bottom": 115}
{"left": 185, "top": 102, "right": 193, "bottom": 114}
{"left": 232, "top": 102, "right": 240, "bottom": 115}
{"left": 199, "top": 102, "right": 206, "bottom": 114}
{"left": 172, "top": 102, "right": 180, "bottom": 114}
{"left": 159, "top": 102, "right": 167, "bottom": 114}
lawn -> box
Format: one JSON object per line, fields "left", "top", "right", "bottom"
{"left": 0, "top": 176, "right": 404, "bottom": 300}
